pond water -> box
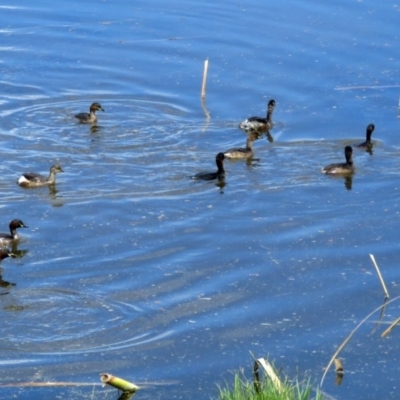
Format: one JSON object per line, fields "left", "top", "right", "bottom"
{"left": 1, "top": 0, "right": 400, "bottom": 399}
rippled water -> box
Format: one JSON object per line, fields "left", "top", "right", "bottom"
{"left": 1, "top": 0, "right": 400, "bottom": 399}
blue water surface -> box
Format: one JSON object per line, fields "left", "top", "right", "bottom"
{"left": 0, "top": 0, "right": 400, "bottom": 399}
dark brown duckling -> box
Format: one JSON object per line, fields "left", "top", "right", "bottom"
{"left": 322, "top": 146, "right": 354, "bottom": 175}
{"left": 0, "top": 220, "right": 28, "bottom": 246}
{"left": 75, "top": 102, "right": 104, "bottom": 124}
{"left": 356, "top": 123, "right": 375, "bottom": 152}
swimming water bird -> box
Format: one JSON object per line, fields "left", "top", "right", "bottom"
{"left": 0, "top": 220, "right": 28, "bottom": 246}
{"left": 224, "top": 134, "right": 257, "bottom": 159}
{"left": 239, "top": 99, "right": 275, "bottom": 133}
{"left": 192, "top": 153, "right": 225, "bottom": 181}
{"left": 18, "top": 165, "right": 64, "bottom": 188}
{"left": 322, "top": 146, "right": 354, "bottom": 175}
{"left": 356, "top": 123, "right": 375, "bottom": 151}
{"left": 75, "top": 102, "right": 104, "bottom": 124}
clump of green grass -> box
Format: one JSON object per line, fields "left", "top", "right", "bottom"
{"left": 217, "top": 364, "right": 322, "bottom": 400}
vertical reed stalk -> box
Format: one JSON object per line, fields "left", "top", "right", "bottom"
{"left": 398, "top": 93, "right": 400, "bottom": 117}
{"left": 201, "top": 59, "right": 209, "bottom": 99}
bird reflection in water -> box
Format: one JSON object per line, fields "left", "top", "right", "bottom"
{"left": 323, "top": 175, "right": 353, "bottom": 191}
{"left": 90, "top": 124, "right": 103, "bottom": 134}
{"left": 0, "top": 251, "right": 17, "bottom": 287}
{"left": 48, "top": 185, "right": 64, "bottom": 208}
{"left": 249, "top": 128, "right": 274, "bottom": 143}
{"left": 9, "top": 242, "right": 29, "bottom": 259}
{"left": 216, "top": 176, "right": 226, "bottom": 194}
{"left": 344, "top": 175, "right": 353, "bottom": 191}
{"left": 0, "top": 272, "right": 16, "bottom": 288}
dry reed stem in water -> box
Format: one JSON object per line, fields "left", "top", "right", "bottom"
{"left": 255, "top": 358, "right": 282, "bottom": 391}
{"left": 369, "top": 254, "right": 389, "bottom": 298}
{"left": 0, "top": 382, "right": 101, "bottom": 387}
{"left": 201, "top": 59, "right": 209, "bottom": 99}
{"left": 334, "top": 85, "right": 400, "bottom": 91}
{"left": 381, "top": 316, "right": 400, "bottom": 338}
{"left": 398, "top": 94, "right": 400, "bottom": 117}
{"left": 200, "top": 59, "right": 210, "bottom": 121}
{"left": 334, "top": 359, "right": 344, "bottom": 375}
{"left": 100, "top": 373, "right": 139, "bottom": 392}
{"left": 320, "top": 295, "right": 400, "bottom": 387}
{"left": 334, "top": 359, "right": 344, "bottom": 386}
